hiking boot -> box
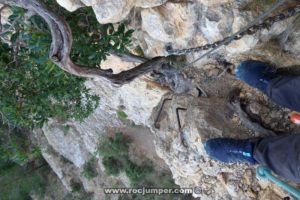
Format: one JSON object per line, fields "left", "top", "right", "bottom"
{"left": 204, "top": 138, "right": 257, "bottom": 164}
{"left": 235, "top": 60, "right": 278, "bottom": 94}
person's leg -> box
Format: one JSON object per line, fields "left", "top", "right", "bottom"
{"left": 253, "top": 134, "right": 300, "bottom": 183}
{"left": 204, "top": 134, "right": 300, "bottom": 183}
{"left": 235, "top": 60, "right": 300, "bottom": 112}
{"left": 267, "top": 76, "right": 300, "bottom": 113}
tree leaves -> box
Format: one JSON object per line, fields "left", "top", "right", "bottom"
{"left": 0, "top": 3, "right": 135, "bottom": 128}
{"left": 0, "top": 7, "right": 100, "bottom": 128}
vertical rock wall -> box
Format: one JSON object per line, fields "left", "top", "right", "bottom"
{"left": 39, "top": 0, "right": 300, "bottom": 199}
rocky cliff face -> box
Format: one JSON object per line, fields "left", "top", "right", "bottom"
{"left": 36, "top": 0, "right": 300, "bottom": 199}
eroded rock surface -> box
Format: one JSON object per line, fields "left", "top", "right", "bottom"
{"left": 56, "top": 0, "right": 168, "bottom": 23}
{"left": 151, "top": 95, "right": 293, "bottom": 199}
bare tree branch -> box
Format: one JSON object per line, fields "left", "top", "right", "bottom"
{"left": 0, "top": 0, "right": 167, "bottom": 84}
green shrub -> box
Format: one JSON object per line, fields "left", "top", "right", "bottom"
{"left": 82, "top": 157, "right": 98, "bottom": 180}
{"left": 0, "top": 1, "right": 134, "bottom": 198}
{"left": 97, "top": 133, "right": 167, "bottom": 187}
{"left": 102, "top": 156, "right": 124, "bottom": 176}
{"left": 125, "top": 162, "right": 154, "bottom": 186}
{"left": 117, "top": 110, "right": 128, "bottom": 120}
{"left": 0, "top": 121, "right": 49, "bottom": 199}
{"left": 43, "top": 0, "right": 134, "bottom": 66}
{"left": 70, "top": 180, "right": 83, "bottom": 193}
{"left": 0, "top": 164, "right": 49, "bottom": 200}
{"left": 0, "top": 8, "right": 99, "bottom": 128}
{"left": 97, "top": 133, "right": 130, "bottom": 176}
{"left": 97, "top": 132, "right": 130, "bottom": 158}
{"left": 67, "top": 180, "right": 94, "bottom": 200}
{"left": 97, "top": 133, "right": 190, "bottom": 200}
{"left": 0, "top": 123, "right": 41, "bottom": 166}
{"left": 0, "top": 2, "right": 134, "bottom": 129}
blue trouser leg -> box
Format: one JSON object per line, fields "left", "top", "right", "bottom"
{"left": 236, "top": 60, "right": 300, "bottom": 112}
{"left": 266, "top": 76, "right": 300, "bottom": 113}
{"left": 235, "top": 60, "right": 300, "bottom": 183}
{"left": 254, "top": 134, "right": 300, "bottom": 183}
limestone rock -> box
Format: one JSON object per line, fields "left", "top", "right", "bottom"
{"left": 0, "top": 4, "right": 12, "bottom": 26}
{"left": 151, "top": 96, "right": 291, "bottom": 199}
{"left": 86, "top": 55, "right": 168, "bottom": 125}
{"left": 197, "top": 0, "right": 234, "bottom": 7}
{"left": 281, "top": 16, "right": 300, "bottom": 59}
{"left": 43, "top": 120, "right": 91, "bottom": 167}
{"left": 37, "top": 1, "right": 300, "bottom": 199}
{"left": 41, "top": 106, "right": 124, "bottom": 166}
{"left": 41, "top": 55, "right": 167, "bottom": 167}
{"left": 91, "top": 0, "right": 134, "bottom": 24}
{"left": 141, "top": 32, "right": 169, "bottom": 57}
{"left": 141, "top": 2, "right": 195, "bottom": 45}
{"left": 135, "top": 0, "right": 168, "bottom": 8}
{"left": 42, "top": 149, "right": 78, "bottom": 192}
{"left": 56, "top": 0, "right": 168, "bottom": 24}
{"left": 56, "top": 0, "right": 84, "bottom": 11}
{"left": 139, "top": 1, "right": 253, "bottom": 57}
{"left": 198, "top": 4, "right": 234, "bottom": 43}
{"left": 226, "top": 35, "right": 259, "bottom": 54}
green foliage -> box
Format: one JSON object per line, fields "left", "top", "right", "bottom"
{"left": 96, "top": 133, "right": 168, "bottom": 186}
{"left": 0, "top": 2, "right": 134, "bottom": 129}
{"left": 70, "top": 181, "right": 84, "bottom": 193}
{"left": 0, "top": 122, "right": 49, "bottom": 200}
{"left": 43, "top": 0, "right": 134, "bottom": 66}
{"left": 0, "top": 0, "right": 135, "bottom": 197}
{"left": 66, "top": 180, "right": 93, "bottom": 200}
{"left": 102, "top": 156, "right": 124, "bottom": 176}
{"left": 97, "top": 133, "right": 188, "bottom": 200}
{"left": 61, "top": 125, "right": 71, "bottom": 135}
{"left": 97, "top": 132, "right": 130, "bottom": 158}
{"left": 0, "top": 7, "right": 100, "bottom": 128}
{"left": 0, "top": 123, "right": 41, "bottom": 166}
{"left": 117, "top": 110, "right": 128, "bottom": 120}
{"left": 0, "top": 164, "right": 49, "bottom": 200}
{"left": 124, "top": 162, "right": 154, "bottom": 186}
{"left": 82, "top": 157, "right": 98, "bottom": 180}
{"left": 71, "top": 22, "right": 134, "bottom": 66}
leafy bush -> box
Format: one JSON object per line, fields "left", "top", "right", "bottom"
{"left": 117, "top": 110, "right": 128, "bottom": 120}
{"left": 43, "top": 0, "right": 134, "bottom": 66}
{"left": 66, "top": 180, "right": 93, "bottom": 200}
{"left": 97, "top": 132, "right": 130, "bottom": 158}
{"left": 0, "top": 163, "right": 49, "bottom": 200}
{"left": 124, "top": 162, "right": 154, "bottom": 186}
{"left": 82, "top": 157, "right": 98, "bottom": 180}
{"left": 0, "top": 121, "right": 49, "bottom": 199}
{"left": 97, "top": 133, "right": 190, "bottom": 200}
{"left": 0, "top": 1, "right": 135, "bottom": 198}
{"left": 0, "top": 123, "right": 41, "bottom": 166}
{"left": 102, "top": 156, "right": 124, "bottom": 176}
{"left": 0, "top": 2, "right": 134, "bottom": 129}
{"left": 0, "top": 7, "right": 99, "bottom": 128}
